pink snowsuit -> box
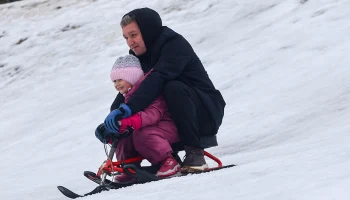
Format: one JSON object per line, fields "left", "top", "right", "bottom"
{"left": 115, "top": 72, "right": 179, "bottom": 165}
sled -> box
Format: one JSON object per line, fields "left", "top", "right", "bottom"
{"left": 57, "top": 130, "right": 235, "bottom": 198}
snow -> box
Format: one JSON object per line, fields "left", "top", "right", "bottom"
{"left": 1, "top": 0, "right": 350, "bottom": 199}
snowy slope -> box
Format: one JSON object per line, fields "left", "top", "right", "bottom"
{"left": 1, "top": 0, "right": 350, "bottom": 199}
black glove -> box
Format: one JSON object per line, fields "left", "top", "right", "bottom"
{"left": 95, "top": 123, "right": 111, "bottom": 143}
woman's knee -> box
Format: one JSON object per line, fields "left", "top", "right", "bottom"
{"left": 164, "top": 81, "right": 187, "bottom": 95}
{"left": 163, "top": 81, "right": 192, "bottom": 103}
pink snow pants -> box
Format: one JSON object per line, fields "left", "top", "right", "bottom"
{"left": 115, "top": 125, "right": 179, "bottom": 165}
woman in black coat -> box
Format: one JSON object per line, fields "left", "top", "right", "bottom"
{"left": 106, "top": 8, "right": 226, "bottom": 173}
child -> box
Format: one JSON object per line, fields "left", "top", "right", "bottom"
{"left": 95, "top": 55, "right": 180, "bottom": 182}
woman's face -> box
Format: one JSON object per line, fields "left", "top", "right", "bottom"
{"left": 114, "top": 79, "right": 132, "bottom": 94}
{"left": 122, "top": 21, "right": 147, "bottom": 56}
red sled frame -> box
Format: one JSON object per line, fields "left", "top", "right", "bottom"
{"left": 57, "top": 131, "right": 235, "bottom": 199}
{"left": 96, "top": 150, "right": 224, "bottom": 177}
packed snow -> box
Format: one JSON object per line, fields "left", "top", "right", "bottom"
{"left": 1, "top": 0, "right": 350, "bottom": 199}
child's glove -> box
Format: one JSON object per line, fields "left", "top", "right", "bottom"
{"left": 118, "top": 114, "right": 142, "bottom": 133}
{"left": 104, "top": 103, "right": 132, "bottom": 133}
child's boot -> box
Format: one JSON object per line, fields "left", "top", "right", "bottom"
{"left": 156, "top": 156, "right": 181, "bottom": 178}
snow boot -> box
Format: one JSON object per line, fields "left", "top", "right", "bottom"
{"left": 181, "top": 146, "right": 208, "bottom": 173}
{"left": 156, "top": 156, "right": 181, "bottom": 178}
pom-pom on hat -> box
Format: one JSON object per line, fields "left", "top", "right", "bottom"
{"left": 110, "top": 55, "right": 144, "bottom": 85}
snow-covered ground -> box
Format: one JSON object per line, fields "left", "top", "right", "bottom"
{"left": 1, "top": 0, "right": 350, "bottom": 199}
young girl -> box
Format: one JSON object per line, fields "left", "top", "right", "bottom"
{"left": 95, "top": 55, "right": 180, "bottom": 182}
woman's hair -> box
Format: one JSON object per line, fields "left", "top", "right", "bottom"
{"left": 120, "top": 15, "right": 136, "bottom": 28}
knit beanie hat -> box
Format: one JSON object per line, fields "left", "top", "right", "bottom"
{"left": 110, "top": 55, "right": 144, "bottom": 85}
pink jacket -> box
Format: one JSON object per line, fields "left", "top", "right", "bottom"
{"left": 123, "top": 71, "right": 178, "bottom": 139}
{"left": 115, "top": 70, "right": 179, "bottom": 164}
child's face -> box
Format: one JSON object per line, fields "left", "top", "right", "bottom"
{"left": 114, "top": 79, "right": 132, "bottom": 94}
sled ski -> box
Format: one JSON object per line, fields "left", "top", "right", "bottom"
{"left": 58, "top": 163, "right": 235, "bottom": 199}
{"left": 57, "top": 131, "right": 235, "bottom": 199}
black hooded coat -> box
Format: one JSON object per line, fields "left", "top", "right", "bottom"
{"left": 111, "top": 8, "right": 226, "bottom": 137}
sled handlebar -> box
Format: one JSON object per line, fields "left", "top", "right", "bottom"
{"left": 107, "top": 128, "right": 134, "bottom": 160}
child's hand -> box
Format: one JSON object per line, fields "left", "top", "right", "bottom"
{"left": 119, "top": 114, "right": 142, "bottom": 133}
